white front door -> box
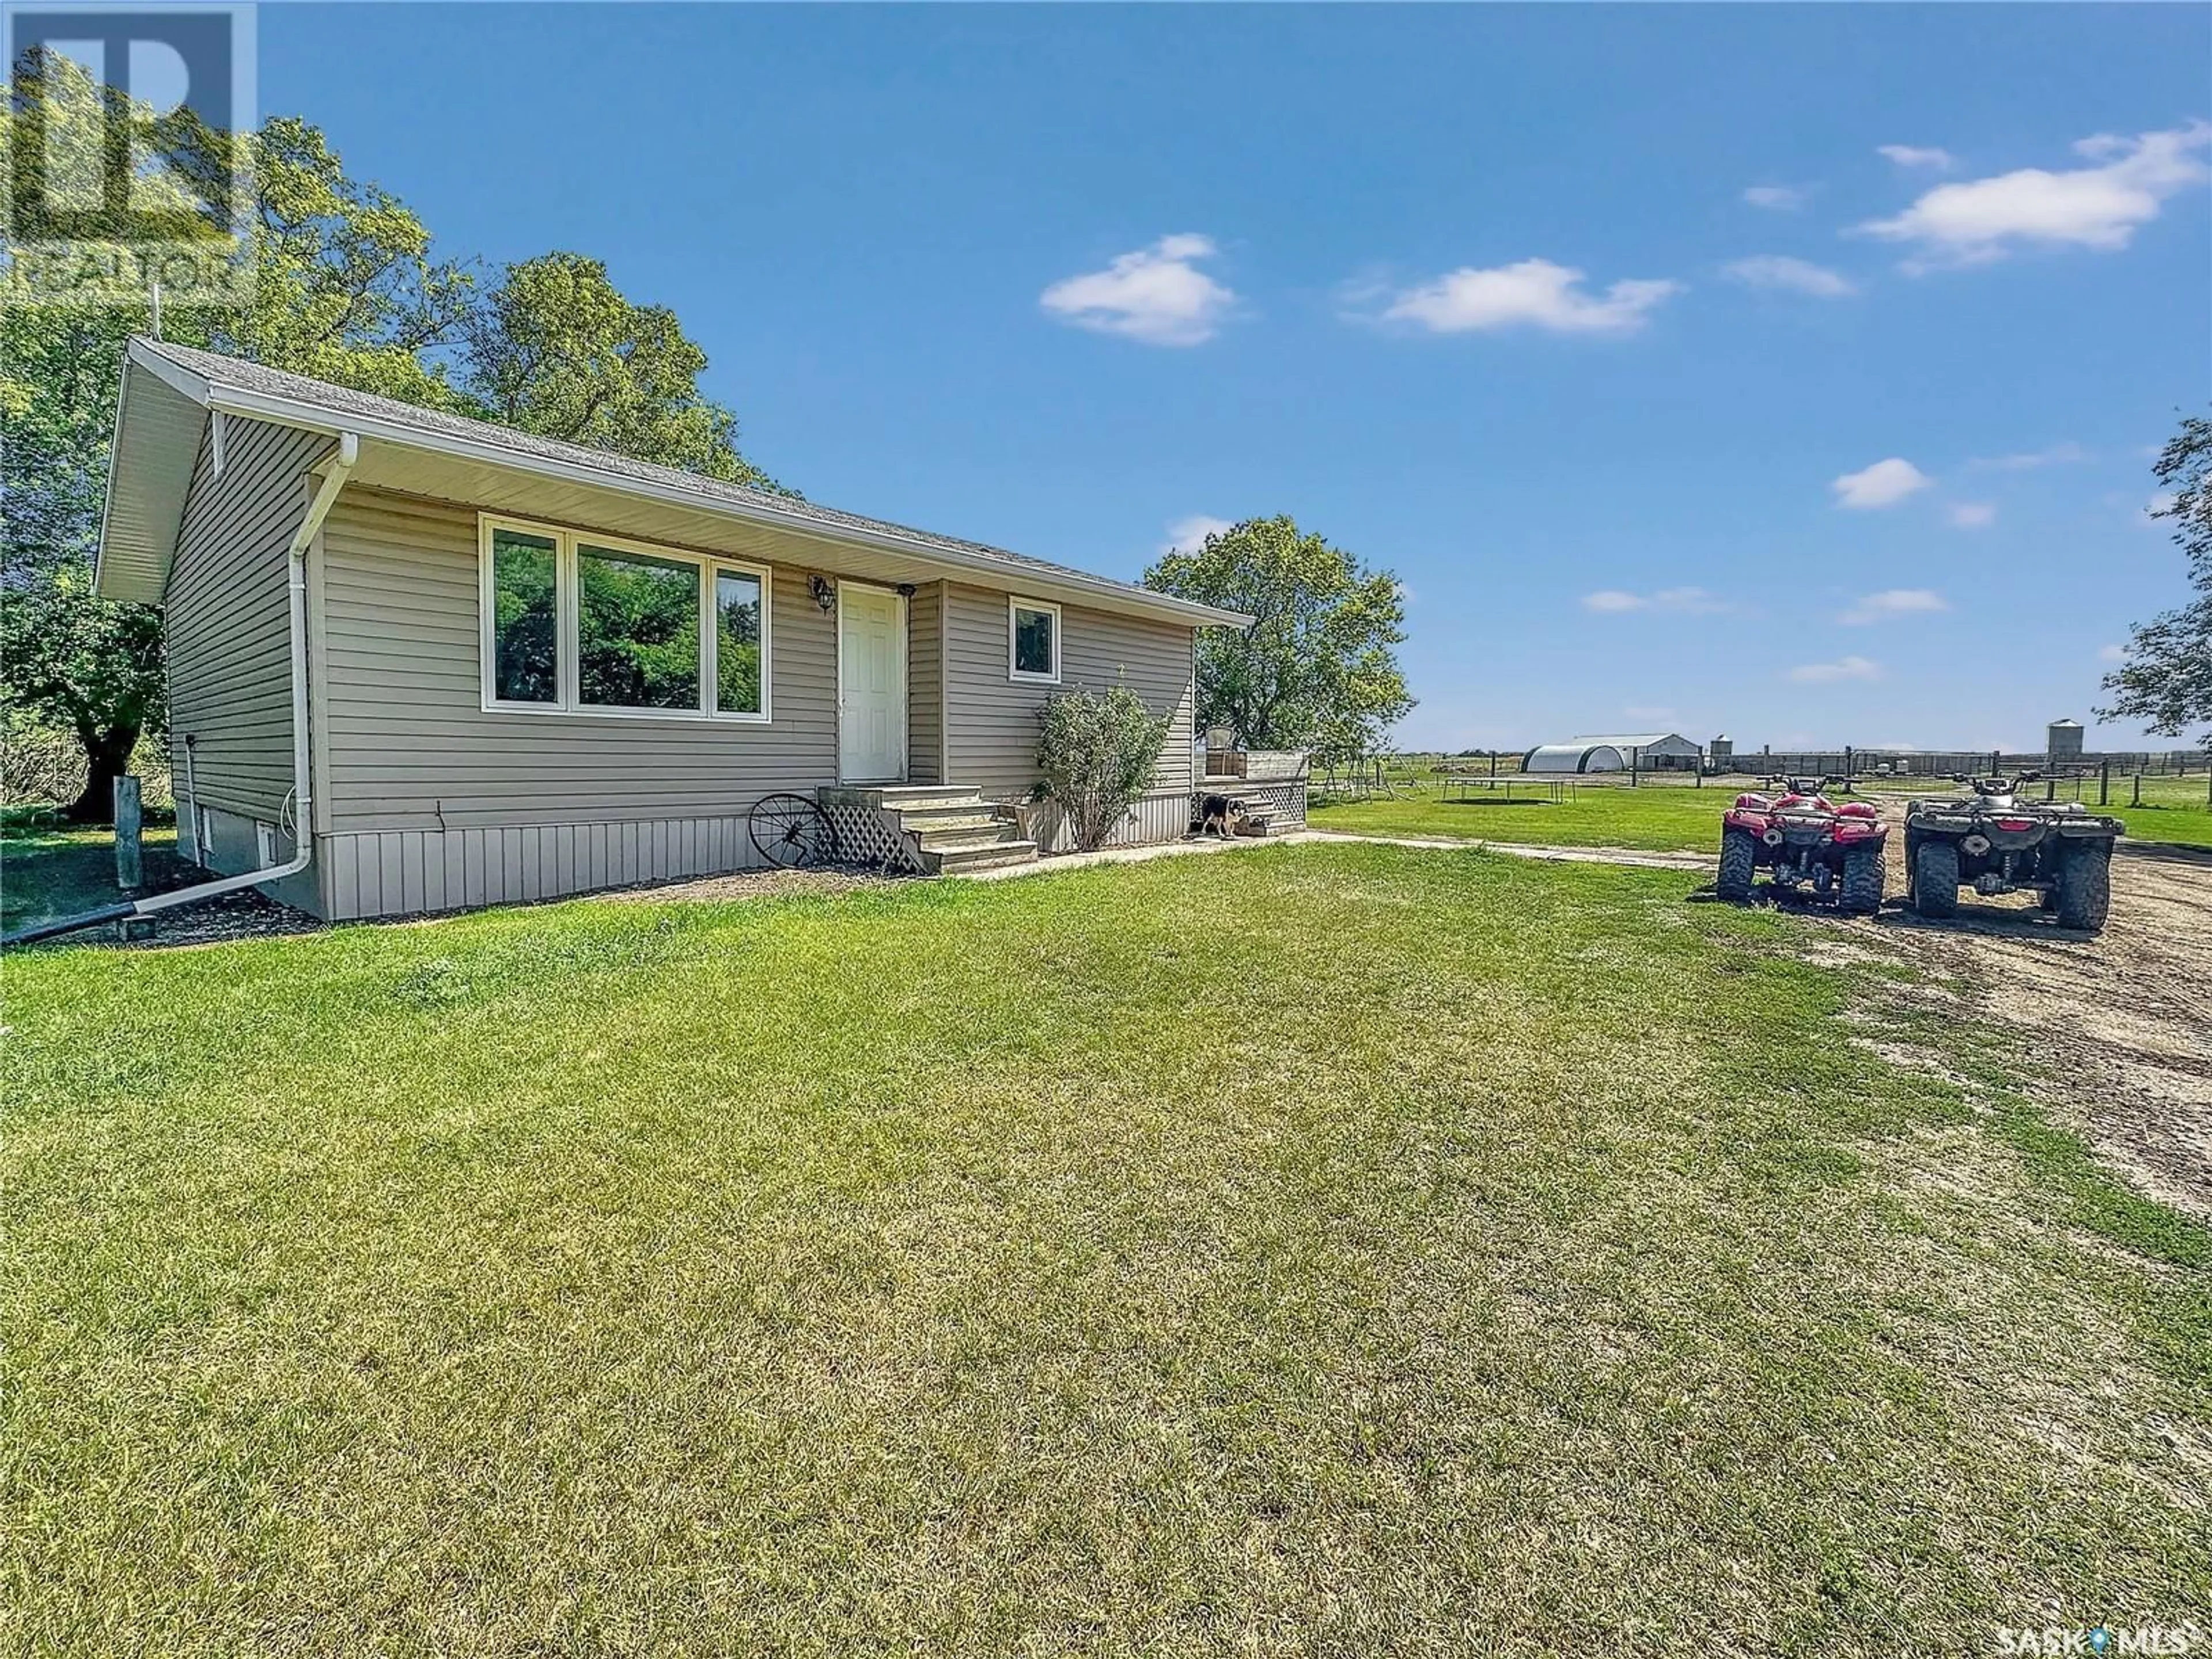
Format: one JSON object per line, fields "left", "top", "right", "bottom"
{"left": 838, "top": 582, "right": 907, "bottom": 782}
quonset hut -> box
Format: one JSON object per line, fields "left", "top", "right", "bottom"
{"left": 1522, "top": 733, "right": 1702, "bottom": 774}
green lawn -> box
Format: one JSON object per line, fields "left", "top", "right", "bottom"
{"left": 5, "top": 844, "right": 2206, "bottom": 1653}
{"left": 2099, "top": 772, "right": 2212, "bottom": 848}
{"left": 1312, "top": 772, "right": 2212, "bottom": 853}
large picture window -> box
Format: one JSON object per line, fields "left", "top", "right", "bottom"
{"left": 478, "top": 517, "right": 770, "bottom": 722}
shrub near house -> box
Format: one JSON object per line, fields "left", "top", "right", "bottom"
{"left": 1034, "top": 684, "right": 1171, "bottom": 853}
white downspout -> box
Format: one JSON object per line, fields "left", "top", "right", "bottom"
{"left": 135, "top": 431, "right": 358, "bottom": 916}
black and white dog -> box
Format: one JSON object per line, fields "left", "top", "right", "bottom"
{"left": 1196, "top": 794, "right": 1252, "bottom": 838}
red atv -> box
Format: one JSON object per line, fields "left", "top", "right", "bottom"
{"left": 1717, "top": 777, "right": 1887, "bottom": 914}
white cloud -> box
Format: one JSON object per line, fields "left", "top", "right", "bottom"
{"left": 1582, "top": 586, "right": 1729, "bottom": 615}
{"left": 1856, "top": 122, "right": 2212, "bottom": 267}
{"left": 2147, "top": 491, "right": 2179, "bottom": 518}
{"left": 1788, "top": 655, "right": 1882, "bottom": 684}
{"left": 1040, "top": 234, "right": 1236, "bottom": 346}
{"left": 2098, "top": 642, "right": 2129, "bottom": 664}
{"left": 1969, "top": 441, "right": 2088, "bottom": 470}
{"left": 1722, "top": 255, "right": 1857, "bottom": 298}
{"left": 1160, "top": 514, "right": 1234, "bottom": 556}
{"left": 1831, "top": 457, "right": 1933, "bottom": 509}
{"left": 1743, "top": 185, "right": 1809, "bottom": 211}
{"left": 1381, "top": 257, "right": 1680, "bottom": 335}
{"left": 1946, "top": 501, "right": 1997, "bottom": 529}
{"left": 1840, "top": 588, "right": 1949, "bottom": 625}
{"left": 1878, "top": 144, "right": 1955, "bottom": 170}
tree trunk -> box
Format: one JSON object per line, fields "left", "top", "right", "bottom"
{"left": 66, "top": 724, "right": 141, "bottom": 824}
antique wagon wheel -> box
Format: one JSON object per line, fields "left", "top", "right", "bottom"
{"left": 749, "top": 794, "right": 835, "bottom": 869}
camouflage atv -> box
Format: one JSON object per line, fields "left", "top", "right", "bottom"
{"left": 1904, "top": 777, "right": 2122, "bottom": 932}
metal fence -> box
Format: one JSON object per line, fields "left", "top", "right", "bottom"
{"left": 1727, "top": 749, "right": 2206, "bottom": 780}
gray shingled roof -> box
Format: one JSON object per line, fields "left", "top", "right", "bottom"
{"left": 134, "top": 339, "right": 1222, "bottom": 612}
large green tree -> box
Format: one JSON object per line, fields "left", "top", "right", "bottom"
{"left": 461, "top": 252, "right": 782, "bottom": 491}
{"left": 3, "top": 54, "right": 220, "bottom": 819}
{"left": 2099, "top": 414, "right": 2211, "bottom": 752}
{"left": 1143, "top": 516, "right": 1414, "bottom": 763}
{"left": 211, "top": 118, "right": 479, "bottom": 407}
{"left": 4, "top": 58, "right": 778, "bottom": 819}
{"left": 2, "top": 54, "right": 479, "bottom": 817}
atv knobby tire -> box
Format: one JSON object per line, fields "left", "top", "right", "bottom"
{"left": 1912, "top": 839, "right": 1959, "bottom": 919}
{"left": 2054, "top": 842, "right": 2112, "bottom": 931}
{"left": 1840, "top": 842, "right": 1884, "bottom": 915}
{"left": 1718, "top": 827, "right": 1757, "bottom": 902}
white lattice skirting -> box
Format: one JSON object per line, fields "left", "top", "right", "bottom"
{"left": 1233, "top": 778, "right": 1309, "bottom": 829}
{"left": 816, "top": 799, "right": 926, "bottom": 874}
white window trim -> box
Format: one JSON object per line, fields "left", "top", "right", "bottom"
{"left": 1008, "top": 595, "right": 1062, "bottom": 684}
{"left": 478, "top": 514, "right": 772, "bottom": 724}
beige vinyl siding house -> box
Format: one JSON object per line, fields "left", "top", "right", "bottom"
{"left": 940, "top": 582, "right": 1198, "bottom": 850}
{"left": 163, "top": 415, "right": 334, "bottom": 911}
{"left": 96, "top": 340, "right": 1247, "bottom": 920}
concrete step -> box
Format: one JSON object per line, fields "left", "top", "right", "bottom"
{"left": 910, "top": 818, "right": 1013, "bottom": 843}
{"left": 929, "top": 839, "right": 1039, "bottom": 875}
{"left": 876, "top": 785, "right": 988, "bottom": 810}
{"left": 915, "top": 827, "right": 1025, "bottom": 855}
{"left": 816, "top": 783, "right": 1028, "bottom": 874}
{"left": 897, "top": 804, "right": 1013, "bottom": 832}
{"left": 817, "top": 784, "right": 986, "bottom": 813}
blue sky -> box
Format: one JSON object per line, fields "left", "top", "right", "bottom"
{"left": 259, "top": 3, "right": 2209, "bottom": 752}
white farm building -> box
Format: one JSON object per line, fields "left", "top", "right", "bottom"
{"left": 1523, "top": 732, "right": 1703, "bottom": 774}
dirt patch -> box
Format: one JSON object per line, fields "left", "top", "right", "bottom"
{"left": 1658, "top": 793, "right": 2211, "bottom": 1219}
{"left": 8, "top": 838, "right": 327, "bottom": 952}
{"left": 15, "top": 891, "right": 325, "bottom": 952}
{"left": 1318, "top": 812, "right": 2210, "bottom": 1221}
{"left": 1839, "top": 1021, "right": 1983, "bottom": 1090}
{"left": 1295, "top": 831, "right": 1710, "bottom": 872}
{"left": 125, "top": 890, "right": 327, "bottom": 949}
{"left": 1868, "top": 843, "right": 2212, "bottom": 1223}
{"left": 19, "top": 859, "right": 899, "bottom": 952}
{"left": 1752, "top": 802, "right": 2212, "bottom": 1223}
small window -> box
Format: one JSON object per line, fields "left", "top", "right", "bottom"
{"left": 489, "top": 528, "right": 559, "bottom": 704}
{"left": 1010, "top": 598, "right": 1060, "bottom": 683}
{"left": 577, "top": 542, "right": 701, "bottom": 711}
{"left": 714, "top": 567, "right": 765, "bottom": 717}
